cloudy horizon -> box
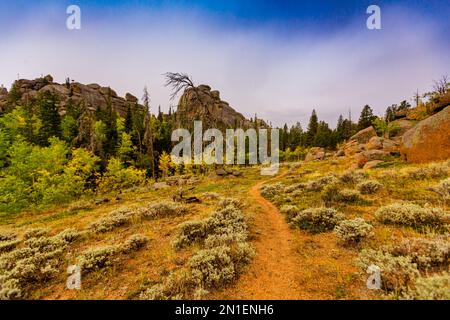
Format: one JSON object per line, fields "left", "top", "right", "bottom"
{"left": 1, "top": 0, "right": 449, "bottom": 128}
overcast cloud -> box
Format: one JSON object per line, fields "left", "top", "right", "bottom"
{"left": 0, "top": 3, "right": 449, "bottom": 127}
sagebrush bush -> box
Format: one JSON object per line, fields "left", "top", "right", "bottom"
{"left": 291, "top": 207, "right": 344, "bottom": 233}
{"left": 357, "top": 180, "right": 383, "bottom": 194}
{"left": 0, "top": 228, "right": 79, "bottom": 300}
{"left": 385, "top": 237, "right": 450, "bottom": 270}
{"left": 78, "top": 246, "right": 117, "bottom": 273}
{"left": 0, "top": 239, "right": 20, "bottom": 254}
{"left": 280, "top": 205, "right": 300, "bottom": 222}
{"left": 120, "top": 234, "right": 149, "bottom": 254}
{"left": 358, "top": 249, "right": 419, "bottom": 293}
{"left": 173, "top": 220, "right": 209, "bottom": 250}
{"left": 202, "top": 192, "right": 220, "bottom": 200}
{"left": 173, "top": 204, "right": 248, "bottom": 250}
{"left": 188, "top": 246, "right": 236, "bottom": 288}
{"left": 88, "top": 207, "right": 135, "bottom": 233}
{"left": 218, "top": 198, "right": 244, "bottom": 209}
{"left": 375, "top": 203, "right": 448, "bottom": 229}
{"left": 260, "top": 183, "right": 284, "bottom": 199}
{"left": 402, "top": 272, "right": 450, "bottom": 300}
{"left": 340, "top": 170, "right": 365, "bottom": 184}
{"left": 23, "top": 228, "right": 49, "bottom": 240}
{"left": 142, "top": 201, "right": 189, "bottom": 219}
{"left": 433, "top": 178, "right": 450, "bottom": 200}
{"left": 0, "top": 231, "right": 17, "bottom": 242}
{"left": 140, "top": 269, "right": 194, "bottom": 300}
{"left": 334, "top": 218, "right": 373, "bottom": 244}
{"left": 405, "top": 163, "right": 449, "bottom": 180}
{"left": 284, "top": 183, "right": 306, "bottom": 194}
{"left": 337, "top": 189, "right": 361, "bottom": 203}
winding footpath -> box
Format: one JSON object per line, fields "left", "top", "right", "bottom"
{"left": 221, "top": 176, "right": 314, "bottom": 299}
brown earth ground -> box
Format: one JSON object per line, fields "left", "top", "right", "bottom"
{"left": 213, "top": 171, "right": 373, "bottom": 300}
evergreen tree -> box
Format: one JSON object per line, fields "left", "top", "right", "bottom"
{"left": 142, "top": 87, "right": 155, "bottom": 178}
{"left": 124, "top": 105, "right": 133, "bottom": 133}
{"left": 36, "top": 91, "right": 61, "bottom": 146}
{"left": 357, "top": 105, "right": 376, "bottom": 130}
{"left": 306, "top": 109, "right": 318, "bottom": 146}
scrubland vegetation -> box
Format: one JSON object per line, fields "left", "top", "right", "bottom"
{"left": 261, "top": 158, "right": 450, "bottom": 299}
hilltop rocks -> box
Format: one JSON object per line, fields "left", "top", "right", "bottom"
{"left": 176, "top": 84, "right": 259, "bottom": 130}
{"left": 305, "top": 147, "right": 326, "bottom": 161}
{"left": 400, "top": 106, "right": 450, "bottom": 163}
{"left": 337, "top": 126, "right": 400, "bottom": 169}
{"left": 349, "top": 126, "right": 377, "bottom": 144}
{"left": 0, "top": 75, "right": 139, "bottom": 116}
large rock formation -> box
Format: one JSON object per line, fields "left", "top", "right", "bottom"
{"left": 175, "top": 85, "right": 261, "bottom": 130}
{"left": 0, "top": 75, "right": 139, "bottom": 116}
{"left": 400, "top": 106, "right": 450, "bottom": 163}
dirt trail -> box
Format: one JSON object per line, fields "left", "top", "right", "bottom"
{"left": 220, "top": 177, "right": 314, "bottom": 300}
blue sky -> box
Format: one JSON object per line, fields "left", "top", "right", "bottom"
{"left": 0, "top": 0, "right": 449, "bottom": 127}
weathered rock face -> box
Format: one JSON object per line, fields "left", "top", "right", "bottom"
{"left": 349, "top": 126, "right": 377, "bottom": 144}
{"left": 175, "top": 85, "right": 259, "bottom": 130}
{"left": 305, "top": 147, "right": 326, "bottom": 162}
{"left": 390, "top": 119, "right": 416, "bottom": 138}
{"left": 0, "top": 75, "right": 139, "bottom": 116}
{"left": 401, "top": 106, "right": 450, "bottom": 163}
{"left": 366, "top": 136, "right": 399, "bottom": 153}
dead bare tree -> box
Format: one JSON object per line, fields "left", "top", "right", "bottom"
{"left": 433, "top": 75, "right": 449, "bottom": 95}
{"left": 164, "top": 72, "right": 195, "bottom": 101}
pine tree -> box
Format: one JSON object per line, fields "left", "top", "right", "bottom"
{"left": 124, "top": 105, "right": 133, "bottom": 133}
{"left": 37, "top": 91, "right": 61, "bottom": 146}
{"left": 142, "top": 87, "right": 155, "bottom": 178}
{"left": 306, "top": 109, "right": 318, "bottom": 146}
{"left": 357, "top": 105, "right": 376, "bottom": 130}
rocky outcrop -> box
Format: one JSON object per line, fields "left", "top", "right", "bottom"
{"left": 0, "top": 75, "right": 140, "bottom": 116}
{"left": 338, "top": 126, "right": 399, "bottom": 169}
{"left": 176, "top": 85, "right": 261, "bottom": 130}
{"left": 349, "top": 126, "right": 377, "bottom": 144}
{"left": 305, "top": 147, "right": 326, "bottom": 162}
{"left": 400, "top": 106, "right": 450, "bottom": 163}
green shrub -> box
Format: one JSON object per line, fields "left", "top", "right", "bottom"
{"left": 0, "top": 228, "right": 79, "bottom": 299}
{"left": 280, "top": 205, "right": 300, "bottom": 222}
{"left": 385, "top": 237, "right": 450, "bottom": 270}
{"left": 405, "top": 163, "right": 449, "bottom": 180}
{"left": 0, "top": 231, "right": 17, "bottom": 242}
{"left": 434, "top": 178, "right": 450, "bottom": 200}
{"left": 357, "top": 180, "right": 383, "bottom": 194}
{"left": 375, "top": 203, "right": 448, "bottom": 229}
{"left": 0, "top": 239, "right": 20, "bottom": 254}
{"left": 291, "top": 207, "right": 344, "bottom": 233}
{"left": 98, "top": 157, "right": 146, "bottom": 192}
{"left": 260, "top": 183, "right": 284, "bottom": 199}
{"left": 23, "top": 228, "right": 49, "bottom": 240}
{"left": 120, "top": 234, "right": 149, "bottom": 254}
{"left": 334, "top": 218, "right": 373, "bottom": 244}
{"left": 88, "top": 207, "right": 135, "bottom": 233}
{"left": 337, "top": 189, "right": 361, "bottom": 203}
{"left": 218, "top": 198, "right": 244, "bottom": 209}
{"left": 188, "top": 246, "right": 235, "bottom": 288}
{"left": 284, "top": 183, "right": 306, "bottom": 194}
{"left": 140, "top": 269, "right": 193, "bottom": 300}
{"left": 340, "top": 170, "right": 365, "bottom": 184}
{"left": 402, "top": 272, "right": 450, "bottom": 300}
{"left": 142, "top": 201, "right": 189, "bottom": 219}
{"left": 358, "top": 249, "right": 419, "bottom": 293}
{"left": 78, "top": 246, "right": 117, "bottom": 273}
{"left": 173, "top": 220, "right": 209, "bottom": 250}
